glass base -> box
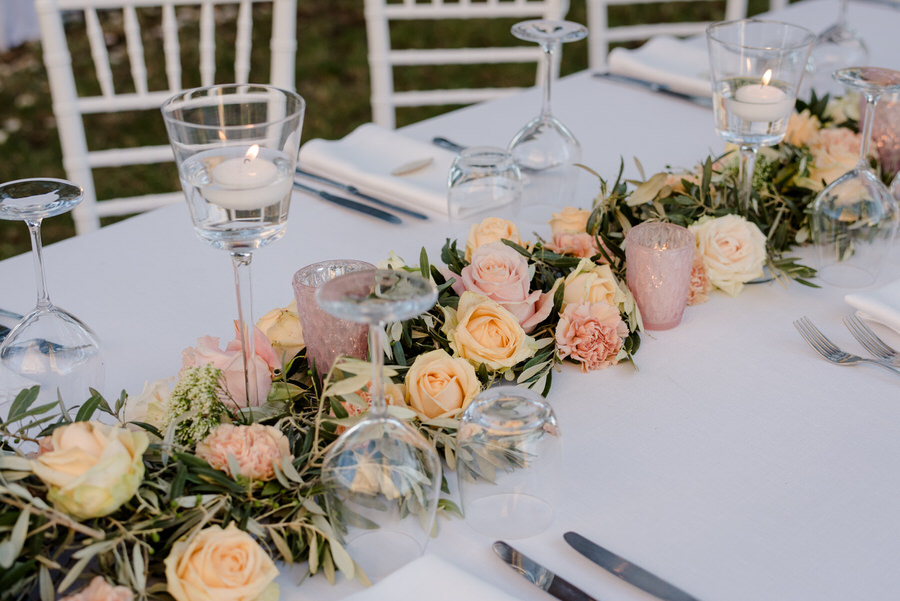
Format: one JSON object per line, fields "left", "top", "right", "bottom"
{"left": 463, "top": 492, "right": 554, "bottom": 539}
{"left": 344, "top": 530, "right": 424, "bottom": 582}
{"left": 817, "top": 262, "right": 877, "bottom": 288}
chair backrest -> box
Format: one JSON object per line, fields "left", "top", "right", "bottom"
{"left": 35, "top": 0, "right": 297, "bottom": 235}
{"left": 586, "top": 0, "right": 749, "bottom": 71}
{"left": 365, "top": 0, "right": 571, "bottom": 129}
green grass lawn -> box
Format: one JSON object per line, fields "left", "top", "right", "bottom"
{"left": 0, "top": 0, "right": 763, "bottom": 260}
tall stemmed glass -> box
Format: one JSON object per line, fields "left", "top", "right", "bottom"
{"left": 508, "top": 20, "right": 588, "bottom": 208}
{"left": 707, "top": 20, "right": 815, "bottom": 213}
{"left": 811, "top": 68, "right": 900, "bottom": 288}
{"left": 162, "top": 85, "right": 304, "bottom": 406}
{"left": 807, "top": 0, "right": 869, "bottom": 96}
{"left": 316, "top": 269, "right": 441, "bottom": 581}
{"left": 0, "top": 179, "right": 104, "bottom": 410}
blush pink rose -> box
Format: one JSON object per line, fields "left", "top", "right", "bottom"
{"left": 59, "top": 577, "right": 133, "bottom": 601}
{"left": 454, "top": 242, "right": 555, "bottom": 333}
{"left": 546, "top": 232, "right": 603, "bottom": 260}
{"left": 182, "top": 324, "right": 280, "bottom": 407}
{"left": 196, "top": 423, "right": 292, "bottom": 482}
{"left": 555, "top": 301, "right": 628, "bottom": 371}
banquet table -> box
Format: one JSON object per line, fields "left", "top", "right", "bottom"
{"left": 2, "top": 0, "right": 900, "bottom": 599}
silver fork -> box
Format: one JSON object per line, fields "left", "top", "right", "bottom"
{"left": 793, "top": 317, "right": 900, "bottom": 377}
{"left": 842, "top": 314, "right": 900, "bottom": 367}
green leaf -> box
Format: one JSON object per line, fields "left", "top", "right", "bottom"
{"left": 0, "top": 506, "right": 30, "bottom": 569}
{"left": 74, "top": 391, "right": 104, "bottom": 422}
{"left": 5, "top": 386, "right": 40, "bottom": 423}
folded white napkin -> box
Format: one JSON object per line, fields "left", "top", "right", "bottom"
{"left": 845, "top": 278, "right": 900, "bottom": 333}
{"left": 298, "top": 123, "right": 457, "bottom": 216}
{"left": 607, "top": 36, "right": 712, "bottom": 98}
{"left": 343, "top": 555, "right": 519, "bottom": 601}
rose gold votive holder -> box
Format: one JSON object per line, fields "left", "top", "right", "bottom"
{"left": 625, "top": 222, "right": 695, "bottom": 331}
{"left": 293, "top": 260, "right": 374, "bottom": 379}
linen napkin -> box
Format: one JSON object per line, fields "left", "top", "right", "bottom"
{"left": 607, "top": 35, "right": 712, "bottom": 98}
{"left": 297, "top": 123, "right": 457, "bottom": 216}
{"left": 845, "top": 278, "right": 900, "bottom": 333}
{"left": 342, "top": 555, "right": 519, "bottom": 601}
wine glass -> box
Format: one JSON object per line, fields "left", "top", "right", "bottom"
{"left": 507, "top": 20, "right": 587, "bottom": 210}
{"left": 161, "top": 84, "right": 305, "bottom": 406}
{"left": 811, "top": 67, "right": 900, "bottom": 288}
{"left": 806, "top": 0, "right": 869, "bottom": 97}
{"left": 316, "top": 269, "right": 441, "bottom": 581}
{"left": 0, "top": 179, "right": 103, "bottom": 413}
{"left": 707, "top": 20, "right": 815, "bottom": 214}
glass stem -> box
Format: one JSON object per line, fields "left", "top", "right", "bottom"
{"left": 539, "top": 41, "right": 558, "bottom": 120}
{"left": 231, "top": 251, "right": 255, "bottom": 406}
{"left": 368, "top": 322, "right": 387, "bottom": 417}
{"left": 737, "top": 145, "right": 758, "bottom": 214}
{"left": 838, "top": 0, "right": 849, "bottom": 28}
{"left": 858, "top": 92, "right": 879, "bottom": 168}
{"left": 26, "top": 218, "right": 51, "bottom": 310}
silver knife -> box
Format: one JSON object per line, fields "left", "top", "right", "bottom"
{"left": 293, "top": 181, "right": 402, "bottom": 224}
{"left": 592, "top": 72, "right": 713, "bottom": 108}
{"left": 295, "top": 167, "right": 429, "bottom": 220}
{"left": 493, "top": 541, "right": 598, "bottom": 601}
{"left": 564, "top": 532, "right": 701, "bottom": 601}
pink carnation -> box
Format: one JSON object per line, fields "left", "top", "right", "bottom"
{"left": 196, "top": 423, "right": 292, "bottom": 481}
{"left": 555, "top": 302, "right": 628, "bottom": 371}
{"left": 182, "top": 324, "right": 280, "bottom": 407}
{"left": 59, "top": 577, "right": 133, "bottom": 601}
{"left": 687, "top": 252, "right": 713, "bottom": 306}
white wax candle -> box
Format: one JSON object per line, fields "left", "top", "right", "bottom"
{"left": 729, "top": 80, "right": 792, "bottom": 123}
{"left": 204, "top": 146, "right": 291, "bottom": 210}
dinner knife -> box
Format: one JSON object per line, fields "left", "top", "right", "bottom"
{"left": 493, "top": 541, "right": 598, "bottom": 601}
{"left": 564, "top": 532, "right": 702, "bottom": 601}
{"left": 592, "top": 72, "right": 713, "bottom": 108}
{"left": 295, "top": 167, "right": 429, "bottom": 220}
{"left": 293, "top": 181, "right": 402, "bottom": 224}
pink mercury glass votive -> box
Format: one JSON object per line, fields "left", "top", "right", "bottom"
{"left": 625, "top": 222, "right": 695, "bottom": 331}
{"left": 293, "top": 260, "right": 374, "bottom": 379}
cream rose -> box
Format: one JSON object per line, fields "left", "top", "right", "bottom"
{"left": 784, "top": 110, "right": 821, "bottom": 147}
{"left": 405, "top": 349, "right": 481, "bottom": 420}
{"left": 808, "top": 127, "right": 864, "bottom": 188}
{"left": 165, "top": 523, "right": 279, "bottom": 601}
{"left": 31, "top": 422, "right": 148, "bottom": 519}
{"left": 549, "top": 206, "right": 591, "bottom": 236}
{"left": 561, "top": 258, "right": 625, "bottom": 310}
{"left": 464, "top": 217, "right": 522, "bottom": 260}
{"left": 447, "top": 292, "right": 537, "bottom": 371}
{"left": 123, "top": 378, "right": 171, "bottom": 434}
{"left": 689, "top": 214, "right": 767, "bottom": 297}
{"left": 256, "top": 300, "right": 304, "bottom": 363}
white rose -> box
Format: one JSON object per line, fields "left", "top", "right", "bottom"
{"left": 689, "top": 214, "right": 767, "bottom": 296}
{"left": 123, "top": 378, "right": 171, "bottom": 433}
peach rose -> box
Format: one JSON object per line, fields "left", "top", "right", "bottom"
{"left": 404, "top": 349, "right": 481, "bottom": 420}
{"left": 561, "top": 259, "right": 625, "bottom": 310}
{"left": 464, "top": 217, "right": 522, "bottom": 260}
{"left": 196, "top": 424, "right": 292, "bottom": 482}
{"left": 455, "top": 242, "right": 554, "bottom": 333}
{"left": 59, "top": 577, "right": 133, "bottom": 601}
{"left": 165, "top": 523, "right": 279, "bottom": 601}
{"left": 31, "top": 422, "right": 148, "bottom": 519}
{"left": 256, "top": 300, "right": 304, "bottom": 364}
{"left": 808, "top": 127, "right": 864, "bottom": 188}
{"left": 446, "top": 292, "right": 538, "bottom": 371}
{"left": 546, "top": 232, "right": 603, "bottom": 260}
{"left": 182, "top": 325, "right": 280, "bottom": 407}
{"left": 549, "top": 206, "right": 591, "bottom": 236}
{"left": 785, "top": 110, "right": 822, "bottom": 147}
{"left": 689, "top": 214, "right": 766, "bottom": 297}
{"left": 555, "top": 301, "right": 628, "bottom": 371}
{"left": 686, "top": 252, "right": 713, "bottom": 306}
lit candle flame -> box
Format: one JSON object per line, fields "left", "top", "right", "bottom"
{"left": 762, "top": 69, "right": 772, "bottom": 86}
{"left": 244, "top": 144, "right": 260, "bottom": 162}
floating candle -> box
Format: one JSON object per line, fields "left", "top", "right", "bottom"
{"left": 729, "top": 70, "right": 793, "bottom": 123}
{"left": 204, "top": 145, "right": 292, "bottom": 210}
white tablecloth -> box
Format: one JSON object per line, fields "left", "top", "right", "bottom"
{"left": 2, "top": 1, "right": 900, "bottom": 599}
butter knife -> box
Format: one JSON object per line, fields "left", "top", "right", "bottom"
{"left": 564, "top": 532, "right": 701, "bottom": 601}
{"left": 295, "top": 167, "right": 428, "bottom": 220}
{"left": 493, "top": 541, "right": 598, "bottom": 601}
{"left": 293, "top": 181, "right": 402, "bottom": 224}
{"left": 592, "top": 72, "right": 713, "bottom": 108}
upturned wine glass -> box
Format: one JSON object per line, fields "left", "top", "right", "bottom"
{"left": 161, "top": 84, "right": 305, "bottom": 406}
{"left": 707, "top": 20, "right": 815, "bottom": 213}
{"left": 811, "top": 67, "right": 900, "bottom": 288}
{"left": 0, "top": 179, "right": 103, "bottom": 411}
{"left": 508, "top": 20, "right": 587, "bottom": 209}
{"left": 807, "top": 0, "right": 869, "bottom": 96}
{"left": 316, "top": 269, "right": 441, "bottom": 581}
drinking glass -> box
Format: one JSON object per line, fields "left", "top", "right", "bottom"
{"left": 162, "top": 84, "right": 305, "bottom": 406}
{"left": 707, "top": 20, "right": 815, "bottom": 213}
{"left": 456, "top": 385, "right": 562, "bottom": 539}
{"left": 316, "top": 269, "right": 441, "bottom": 581}
{"left": 0, "top": 179, "right": 104, "bottom": 411}
{"left": 508, "top": 20, "right": 587, "bottom": 208}
{"left": 447, "top": 146, "right": 522, "bottom": 222}
{"left": 807, "top": 0, "right": 869, "bottom": 96}
{"left": 811, "top": 68, "right": 900, "bottom": 288}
